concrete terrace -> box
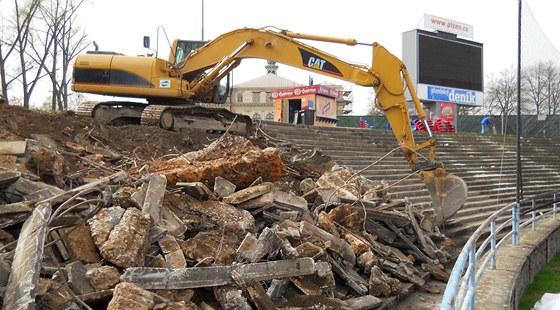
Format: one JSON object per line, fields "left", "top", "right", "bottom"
{"left": 257, "top": 120, "right": 560, "bottom": 308}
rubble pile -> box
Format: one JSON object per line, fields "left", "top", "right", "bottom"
{"left": 0, "top": 106, "right": 452, "bottom": 309}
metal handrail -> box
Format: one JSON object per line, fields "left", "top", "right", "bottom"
{"left": 440, "top": 192, "right": 559, "bottom": 310}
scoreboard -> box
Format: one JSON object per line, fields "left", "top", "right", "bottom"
{"left": 402, "top": 29, "right": 484, "bottom": 106}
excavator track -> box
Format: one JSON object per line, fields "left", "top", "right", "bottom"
{"left": 76, "top": 101, "right": 101, "bottom": 117}
{"left": 77, "top": 101, "right": 147, "bottom": 125}
{"left": 142, "top": 104, "right": 253, "bottom": 135}
{"left": 77, "top": 101, "right": 252, "bottom": 136}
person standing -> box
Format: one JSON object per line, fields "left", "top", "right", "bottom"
{"left": 481, "top": 116, "right": 494, "bottom": 135}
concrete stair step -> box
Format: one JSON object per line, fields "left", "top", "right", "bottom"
{"left": 259, "top": 121, "right": 560, "bottom": 246}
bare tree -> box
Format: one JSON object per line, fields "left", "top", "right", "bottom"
{"left": 11, "top": 0, "right": 44, "bottom": 108}
{"left": 541, "top": 61, "right": 560, "bottom": 115}
{"left": 485, "top": 66, "right": 519, "bottom": 116}
{"left": 484, "top": 66, "right": 521, "bottom": 134}
{"left": 365, "top": 88, "right": 383, "bottom": 116}
{"left": 33, "top": 0, "right": 88, "bottom": 110}
{"left": 0, "top": 0, "right": 41, "bottom": 105}
{"left": 523, "top": 61, "right": 550, "bottom": 115}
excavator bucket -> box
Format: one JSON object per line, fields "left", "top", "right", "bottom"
{"left": 422, "top": 168, "right": 468, "bottom": 225}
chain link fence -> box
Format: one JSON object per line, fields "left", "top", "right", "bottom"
{"left": 338, "top": 115, "right": 560, "bottom": 137}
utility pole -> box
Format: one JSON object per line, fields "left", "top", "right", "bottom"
{"left": 201, "top": 0, "right": 205, "bottom": 41}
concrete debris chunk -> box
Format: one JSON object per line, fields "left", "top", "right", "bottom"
{"left": 213, "top": 176, "right": 236, "bottom": 198}
{"left": 0, "top": 120, "right": 455, "bottom": 309}
{"left": 129, "top": 135, "right": 287, "bottom": 188}
{"left": 177, "top": 181, "right": 216, "bottom": 201}
{"left": 89, "top": 207, "right": 153, "bottom": 268}
{"left": 158, "top": 234, "right": 187, "bottom": 268}
{"left": 107, "top": 282, "right": 155, "bottom": 310}
{"left": 61, "top": 224, "right": 101, "bottom": 263}
{"left": 86, "top": 265, "right": 121, "bottom": 291}
{"left": 142, "top": 173, "right": 167, "bottom": 223}
{"left": 65, "top": 261, "right": 95, "bottom": 295}
{"left": 222, "top": 182, "right": 274, "bottom": 204}
{"left": 0, "top": 140, "right": 27, "bottom": 155}
{"left": 0, "top": 170, "right": 20, "bottom": 188}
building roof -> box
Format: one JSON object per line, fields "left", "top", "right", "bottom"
{"left": 234, "top": 73, "right": 304, "bottom": 89}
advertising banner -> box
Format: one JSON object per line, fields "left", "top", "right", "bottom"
{"left": 424, "top": 14, "right": 474, "bottom": 39}
{"left": 440, "top": 102, "right": 455, "bottom": 122}
{"left": 270, "top": 85, "right": 339, "bottom": 100}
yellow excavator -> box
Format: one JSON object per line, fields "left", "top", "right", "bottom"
{"left": 71, "top": 26, "right": 467, "bottom": 223}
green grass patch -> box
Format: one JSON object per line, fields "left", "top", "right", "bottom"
{"left": 519, "top": 250, "right": 560, "bottom": 309}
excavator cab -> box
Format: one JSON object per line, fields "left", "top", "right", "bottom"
{"left": 170, "top": 39, "right": 207, "bottom": 65}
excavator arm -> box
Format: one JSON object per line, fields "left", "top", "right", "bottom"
{"left": 177, "top": 28, "right": 429, "bottom": 162}
{"left": 176, "top": 27, "right": 466, "bottom": 223}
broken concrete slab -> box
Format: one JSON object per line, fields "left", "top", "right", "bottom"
{"left": 174, "top": 198, "right": 255, "bottom": 238}
{"left": 29, "top": 134, "right": 60, "bottom": 150}
{"left": 272, "top": 190, "right": 309, "bottom": 213}
{"left": 180, "top": 231, "right": 239, "bottom": 266}
{"left": 107, "top": 282, "right": 155, "bottom": 310}
{"left": 0, "top": 202, "right": 33, "bottom": 229}
{"left": 61, "top": 224, "right": 101, "bottom": 263}
{"left": 142, "top": 173, "right": 167, "bottom": 223}
{"left": 121, "top": 257, "right": 317, "bottom": 290}
{"left": 86, "top": 265, "right": 121, "bottom": 291}
{"left": 213, "top": 176, "right": 236, "bottom": 198}
{"left": 214, "top": 286, "right": 252, "bottom": 310}
{"left": 0, "top": 170, "right": 20, "bottom": 188}
{"left": 327, "top": 255, "right": 368, "bottom": 296}
{"left": 65, "top": 261, "right": 95, "bottom": 295}
{"left": 36, "top": 278, "right": 79, "bottom": 309}
{"left": 129, "top": 135, "right": 287, "bottom": 189}
{"left": 159, "top": 205, "right": 188, "bottom": 238}
{"left": 88, "top": 206, "right": 126, "bottom": 246}
{"left": 0, "top": 141, "right": 27, "bottom": 155}
{"left": 5, "top": 176, "right": 64, "bottom": 203}
{"left": 369, "top": 265, "right": 401, "bottom": 297}
{"left": 237, "top": 191, "right": 274, "bottom": 210}
{"left": 177, "top": 181, "right": 216, "bottom": 201}
{"left": 89, "top": 207, "right": 153, "bottom": 268}
{"left": 158, "top": 234, "right": 187, "bottom": 268}
{"left": 246, "top": 280, "right": 278, "bottom": 310}
{"left": 222, "top": 182, "right": 274, "bottom": 205}
{"left": 3, "top": 202, "right": 52, "bottom": 310}
{"left": 299, "top": 221, "right": 356, "bottom": 265}
{"left": 344, "top": 295, "right": 383, "bottom": 310}
{"left": 85, "top": 144, "right": 123, "bottom": 162}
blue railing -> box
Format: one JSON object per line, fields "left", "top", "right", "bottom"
{"left": 440, "top": 192, "right": 560, "bottom": 310}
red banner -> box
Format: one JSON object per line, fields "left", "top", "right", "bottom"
{"left": 440, "top": 102, "right": 455, "bottom": 122}
{"left": 270, "top": 85, "right": 339, "bottom": 100}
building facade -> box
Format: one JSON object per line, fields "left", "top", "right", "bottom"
{"left": 203, "top": 61, "right": 352, "bottom": 122}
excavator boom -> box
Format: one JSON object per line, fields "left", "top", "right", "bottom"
{"left": 71, "top": 26, "right": 467, "bottom": 223}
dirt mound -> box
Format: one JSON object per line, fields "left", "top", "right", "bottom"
{"left": 0, "top": 104, "right": 217, "bottom": 161}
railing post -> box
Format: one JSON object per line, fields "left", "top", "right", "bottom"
{"left": 513, "top": 202, "right": 519, "bottom": 245}
{"left": 491, "top": 220, "right": 496, "bottom": 270}
{"left": 532, "top": 199, "right": 536, "bottom": 230}
{"left": 469, "top": 248, "right": 476, "bottom": 310}
{"left": 554, "top": 193, "right": 557, "bottom": 221}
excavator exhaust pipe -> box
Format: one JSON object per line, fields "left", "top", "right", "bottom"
{"left": 422, "top": 168, "right": 468, "bottom": 225}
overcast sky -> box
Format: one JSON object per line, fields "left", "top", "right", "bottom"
{"left": 5, "top": 0, "right": 559, "bottom": 112}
